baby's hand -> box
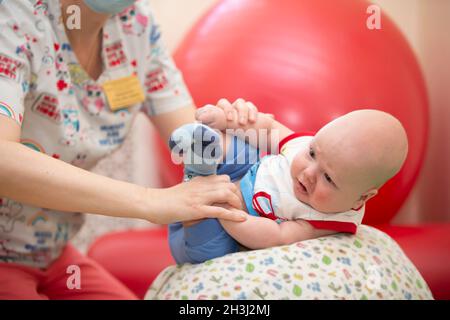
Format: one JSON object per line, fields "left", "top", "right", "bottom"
{"left": 195, "top": 104, "right": 228, "bottom": 131}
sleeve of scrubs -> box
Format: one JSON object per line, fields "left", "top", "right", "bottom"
{"left": 138, "top": 5, "right": 194, "bottom": 117}
{"left": 0, "top": 1, "right": 36, "bottom": 126}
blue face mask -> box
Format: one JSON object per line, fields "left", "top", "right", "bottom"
{"left": 83, "top": 0, "right": 137, "bottom": 14}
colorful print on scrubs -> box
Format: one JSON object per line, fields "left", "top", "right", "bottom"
{"left": 0, "top": 0, "right": 193, "bottom": 268}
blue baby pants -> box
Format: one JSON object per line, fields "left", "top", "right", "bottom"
{"left": 168, "top": 136, "right": 259, "bottom": 264}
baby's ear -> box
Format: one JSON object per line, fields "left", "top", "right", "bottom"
{"left": 352, "top": 189, "right": 378, "bottom": 210}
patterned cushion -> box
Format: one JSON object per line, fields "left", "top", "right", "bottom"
{"left": 145, "top": 225, "right": 433, "bottom": 300}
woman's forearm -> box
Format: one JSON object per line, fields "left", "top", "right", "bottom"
{"left": 0, "top": 140, "right": 152, "bottom": 220}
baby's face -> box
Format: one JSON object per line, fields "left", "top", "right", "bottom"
{"left": 289, "top": 109, "right": 408, "bottom": 213}
{"left": 290, "top": 136, "right": 366, "bottom": 213}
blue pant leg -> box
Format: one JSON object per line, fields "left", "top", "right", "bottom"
{"left": 168, "top": 219, "right": 239, "bottom": 264}
{"left": 168, "top": 222, "right": 193, "bottom": 264}
{"left": 168, "top": 136, "right": 259, "bottom": 264}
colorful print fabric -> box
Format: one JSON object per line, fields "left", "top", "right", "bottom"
{"left": 0, "top": 0, "right": 192, "bottom": 268}
{"left": 145, "top": 225, "right": 433, "bottom": 300}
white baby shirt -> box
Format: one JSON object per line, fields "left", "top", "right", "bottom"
{"left": 247, "top": 133, "right": 364, "bottom": 234}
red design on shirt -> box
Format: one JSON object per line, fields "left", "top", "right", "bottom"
{"left": 144, "top": 68, "right": 168, "bottom": 93}
{"left": 305, "top": 220, "right": 357, "bottom": 234}
{"left": 252, "top": 191, "right": 278, "bottom": 221}
{"left": 31, "top": 93, "right": 61, "bottom": 123}
{"left": 104, "top": 41, "right": 127, "bottom": 68}
{"left": 278, "top": 132, "right": 316, "bottom": 153}
{"left": 57, "top": 79, "right": 68, "bottom": 91}
{"left": 0, "top": 54, "right": 23, "bottom": 81}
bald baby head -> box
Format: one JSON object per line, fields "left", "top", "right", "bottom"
{"left": 315, "top": 109, "right": 408, "bottom": 192}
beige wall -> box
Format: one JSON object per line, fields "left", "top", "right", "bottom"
{"left": 149, "top": 0, "right": 450, "bottom": 224}
{"left": 372, "top": 0, "right": 450, "bottom": 224}
{"left": 150, "top": 0, "right": 219, "bottom": 53}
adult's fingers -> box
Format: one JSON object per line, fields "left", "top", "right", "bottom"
{"left": 247, "top": 101, "right": 258, "bottom": 123}
{"left": 195, "top": 104, "right": 215, "bottom": 124}
{"left": 214, "top": 176, "right": 239, "bottom": 196}
{"left": 189, "top": 175, "right": 240, "bottom": 206}
{"left": 209, "top": 187, "right": 241, "bottom": 209}
{"left": 210, "top": 174, "right": 232, "bottom": 183}
{"left": 233, "top": 98, "right": 248, "bottom": 125}
{"left": 198, "top": 205, "right": 247, "bottom": 222}
{"left": 217, "top": 98, "right": 234, "bottom": 121}
{"left": 190, "top": 174, "right": 230, "bottom": 184}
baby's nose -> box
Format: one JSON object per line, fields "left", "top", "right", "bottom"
{"left": 306, "top": 164, "right": 318, "bottom": 181}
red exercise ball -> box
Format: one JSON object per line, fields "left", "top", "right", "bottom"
{"left": 160, "top": 0, "right": 429, "bottom": 225}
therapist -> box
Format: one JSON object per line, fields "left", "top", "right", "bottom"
{"left": 0, "top": 0, "right": 256, "bottom": 299}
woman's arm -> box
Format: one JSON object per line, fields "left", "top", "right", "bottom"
{"left": 149, "top": 104, "right": 196, "bottom": 144}
{"left": 219, "top": 208, "right": 335, "bottom": 249}
{"left": 0, "top": 116, "right": 246, "bottom": 224}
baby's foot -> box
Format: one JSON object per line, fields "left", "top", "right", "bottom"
{"left": 169, "top": 123, "right": 223, "bottom": 181}
{"left": 195, "top": 105, "right": 228, "bottom": 131}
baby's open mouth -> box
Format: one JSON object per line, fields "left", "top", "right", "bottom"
{"left": 297, "top": 180, "right": 308, "bottom": 195}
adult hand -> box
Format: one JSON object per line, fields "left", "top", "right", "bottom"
{"left": 216, "top": 98, "right": 259, "bottom": 125}
{"left": 150, "top": 175, "right": 246, "bottom": 224}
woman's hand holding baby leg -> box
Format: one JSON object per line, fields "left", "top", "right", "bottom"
{"left": 196, "top": 98, "right": 259, "bottom": 129}
{"left": 148, "top": 175, "right": 246, "bottom": 224}
{"left": 217, "top": 98, "right": 258, "bottom": 124}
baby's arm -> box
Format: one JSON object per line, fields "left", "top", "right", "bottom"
{"left": 196, "top": 104, "right": 294, "bottom": 154}
{"left": 219, "top": 209, "right": 336, "bottom": 249}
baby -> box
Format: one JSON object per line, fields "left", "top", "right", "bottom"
{"left": 168, "top": 105, "right": 408, "bottom": 264}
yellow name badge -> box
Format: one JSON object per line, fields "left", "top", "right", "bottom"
{"left": 102, "top": 75, "right": 145, "bottom": 111}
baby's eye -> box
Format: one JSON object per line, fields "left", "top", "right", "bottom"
{"left": 309, "top": 147, "right": 315, "bottom": 159}
{"left": 324, "top": 173, "right": 334, "bottom": 185}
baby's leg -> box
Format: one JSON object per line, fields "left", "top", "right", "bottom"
{"left": 169, "top": 123, "right": 225, "bottom": 181}
{"left": 168, "top": 220, "right": 239, "bottom": 264}
{"left": 195, "top": 104, "right": 229, "bottom": 131}
{"left": 169, "top": 121, "right": 235, "bottom": 181}
{"left": 167, "top": 122, "right": 258, "bottom": 264}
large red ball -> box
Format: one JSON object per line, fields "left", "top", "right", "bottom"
{"left": 161, "top": 0, "right": 428, "bottom": 225}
